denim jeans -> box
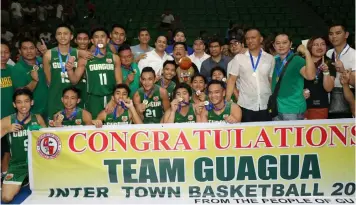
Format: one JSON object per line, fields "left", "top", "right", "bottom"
{"left": 273, "top": 113, "right": 304, "bottom": 121}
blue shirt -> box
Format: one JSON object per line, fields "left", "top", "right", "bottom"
{"left": 130, "top": 44, "right": 154, "bottom": 60}
{"left": 200, "top": 55, "right": 232, "bottom": 80}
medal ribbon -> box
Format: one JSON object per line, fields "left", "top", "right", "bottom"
{"left": 213, "top": 100, "right": 226, "bottom": 111}
{"left": 94, "top": 45, "right": 104, "bottom": 56}
{"left": 249, "top": 49, "right": 262, "bottom": 73}
{"left": 61, "top": 108, "right": 78, "bottom": 121}
{"left": 276, "top": 51, "right": 292, "bottom": 77}
{"left": 15, "top": 113, "right": 31, "bottom": 125}
{"left": 177, "top": 101, "right": 190, "bottom": 113}
{"left": 332, "top": 44, "right": 349, "bottom": 62}
{"left": 58, "top": 47, "right": 72, "bottom": 75}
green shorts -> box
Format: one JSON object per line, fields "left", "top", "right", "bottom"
{"left": 86, "top": 94, "right": 111, "bottom": 119}
{"left": 3, "top": 163, "right": 28, "bottom": 185}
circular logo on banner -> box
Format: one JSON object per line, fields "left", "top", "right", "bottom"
{"left": 36, "top": 133, "right": 62, "bottom": 159}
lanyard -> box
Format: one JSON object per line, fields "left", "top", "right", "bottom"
{"left": 113, "top": 103, "right": 128, "bottom": 120}
{"left": 15, "top": 113, "right": 31, "bottom": 125}
{"left": 160, "top": 79, "right": 172, "bottom": 88}
{"left": 213, "top": 100, "right": 226, "bottom": 111}
{"left": 58, "top": 47, "right": 72, "bottom": 74}
{"left": 122, "top": 65, "right": 135, "bottom": 73}
{"left": 109, "top": 40, "right": 119, "bottom": 52}
{"left": 332, "top": 44, "right": 348, "bottom": 62}
{"left": 249, "top": 49, "right": 262, "bottom": 73}
{"left": 94, "top": 45, "right": 104, "bottom": 56}
{"left": 61, "top": 108, "right": 78, "bottom": 121}
{"left": 276, "top": 51, "right": 292, "bottom": 77}
{"left": 177, "top": 101, "right": 189, "bottom": 113}
{"left": 144, "top": 87, "right": 154, "bottom": 100}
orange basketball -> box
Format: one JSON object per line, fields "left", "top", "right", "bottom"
{"left": 179, "top": 57, "right": 192, "bottom": 70}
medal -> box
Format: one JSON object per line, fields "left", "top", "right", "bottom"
{"left": 249, "top": 50, "right": 262, "bottom": 77}
{"left": 61, "top": 72, "right": 66, "bottom": 78}
{"left": 178, "top": 97, "right": 183, "bottom": 102}
{"left": 33, "top": 65, "right": 39, "bottom": 71}
{"left": 142, "top": 99, "right": 148, "bottom": 105}
{"left": 204, "top": 101, "right": 210, "bottom": 106}
{"left": 252, "top": 72, "right": 257, "bottom": 77}
{"left": 58, "top": 114, "right": 64, "bottom": 121}
{"left": 196, "top": 90, "right": 201, "bottom": 95}
{"left": 98, "top": 43, "right": 104, "bottom": 48}
{"left": 222, "top": 78, "right": 227, "bottom": 82}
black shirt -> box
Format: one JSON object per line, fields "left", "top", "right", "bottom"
{"left": 304, "top": 57, "right": 336, "bottom": 108}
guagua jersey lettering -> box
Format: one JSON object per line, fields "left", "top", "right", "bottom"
{"left": 12, "top": 130, "right": 28, "bottom": 138}
{"left": 0, "top": 76, "right": 12, "bottom": 88}
{"left": 147, "top": 101, "right": 161, "bottom": 108}
{"left": 52, "top": 62, "right": 78, "bottom": 69}
{"left": 89, "top": 64, "right": 114, "bottom": 71}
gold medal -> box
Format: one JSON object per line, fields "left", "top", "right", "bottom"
{"left": 178, "top": 97, "right": 183, "bottom": 102}
{"left": 142, "top": 99, "right": 148, "bottom": 105}
{"left": 58, "top": 114, "right": 64, "bottom": 121}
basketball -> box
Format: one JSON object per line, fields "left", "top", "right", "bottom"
{"left": 179, "top": 57, "right": 192, "bottom": 70}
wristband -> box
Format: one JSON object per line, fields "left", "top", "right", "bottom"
{"left": 323, "top": 71, "right": 330, "bottom": 76}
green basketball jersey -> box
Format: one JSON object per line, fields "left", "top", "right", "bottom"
{"left": 8, "top": 114, "right": 39, "bottom": 166}
{"left": 138, "top": 85, "right": 163, "bottom": 124}
{"left": 60, "top": 108, "right": 84, "bottom": 126}
{"left": 174, "top": 104, "right": 196, "bottom": 123}
{"left": 105, "top": 107, "right": 130, "bottom": 125}
{"left": 48, "top": 47, "right": 79, "bottom": 117}
{"left": 208, "top": 101, "right": 232, "bottom": 123}
{"left": 85, "top": 52, "right": 116, "bottom": 96}
{"left": 1, "top": 65, "right": 15, "bottom": 118}
{"left": 156, "top": 79, "right": 176, "bottom": 100}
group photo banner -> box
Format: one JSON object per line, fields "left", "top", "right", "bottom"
{"left": 26, "top": 119, "right": 355, "bottom": 204}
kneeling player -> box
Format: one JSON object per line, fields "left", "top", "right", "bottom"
{"left": 200, "top": 80, "right": 242, "bottom": 123}
{"left": 1, "top": 88, "right": 46, "bottom": 203}
{"left": 51, "top": 86, "right": 93, "bottom": 127}
{"left": 162, "top": 83, "right": 202, "bottom": 123}
{"left": 93, "top": 84, "right": 142, "bottom": 126}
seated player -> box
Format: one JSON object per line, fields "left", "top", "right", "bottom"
{"left": 50, "top": 86, "right": 92, "bottom": 127}
{"left": 93, "top": 84, "right": 143, "bottom": 127}
{"left": 200, "top": 80, "right": 242, "bottom": 123}
{"left": 1, "top": 88, "right": 46, "bottom": 203}
{"left": 162, "top": 83, "right": 202, "bottom": 123}
{"left": 156, "top": 60, "right": 177, "bottom": 100}
{"left": 210, "top": 66, "right": 239, "bottom": 102}
{"left": 190, "top": 74, "right": 208, "bottom": 105}
{"left": 133, "top": 67, "right": 170, "bottom": 124}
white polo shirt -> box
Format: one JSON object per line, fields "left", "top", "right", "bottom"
{"left": 188, "top": 52, "right": 210, "bottom": 72}
{"left": 229, "top": 49, "right": 275, "bottom": 111}
{"left": 326, "top": 44, "right": 355, "bottom": 88}
{"left": 138, "top": 49, "right": 173, "bottom": 75}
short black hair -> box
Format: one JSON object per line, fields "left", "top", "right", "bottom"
{"left": 174, "top": 29, "right": 185, "bottom": 37}
{"left": 62, "top": 86, "right": 81, "bottom": 98}
{"left": 19, "top": 37, "right": 36, "bottom": 48}
{"left": 1, "top": 39, "right": 11, "bottom": 50}
{"left": 328, "top": 20, "right": 348, "bottom": 32}
{"left": 117, "top": 43, "right": 131, "bottom": 53}
{"left": 208, "top": 37, "right": 222, "bottom": 47}
{"left": 13, "top": 87, "right": 33, "bottom": 102}
{"left": 173, "top": 42, "right": 187, "bottom": 51}
{"left": 114, "top": 83, "right": 131, "bottom": 96}
{"left": 173, "top": 83, "right": 192, "bottom": 98}
{"left": 163, "top": 60, "right": 177, "bottom": 69}
{"left": 207, "top": 79, "right": 226, "bottom": 90}
{"left": 245, "top": 27, "right": 262, "bottom": 36}
{"left": 274, "top": 32, "right": 292, "bottom": 42}
{"left": 141, "top": 67, "right": 156, "bottom": 78}
{"left": 210, "top": 66, "right": 226, "bottom": 78}
{"left": 111, "top": 24, "right": 126, "bottom": 33}
{"left": 56, "top": 23, "right": 73, "bottom": 33}
{"left": 191, "top": 74, "right": 207, "bottom": 84}
{"left": 156, "top": 35, "right": 167, "bottom": 43}
{"left": 138, "top": 27, "right": 149, "bottom": 36}
{"left": 75, "top": 29, "right": 89, "bottom": 38}
{"left": 90, "top": 27, "right": 109, "bottom": 38}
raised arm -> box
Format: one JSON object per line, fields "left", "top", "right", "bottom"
{"left": 113, "top": 54, "right": 123, "bottom": 84}
{"left": 66, "top": 57, "right": 86, "bottom": 84}
{"left": 43, "top": 49, "right": 52, "bottom": 85}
